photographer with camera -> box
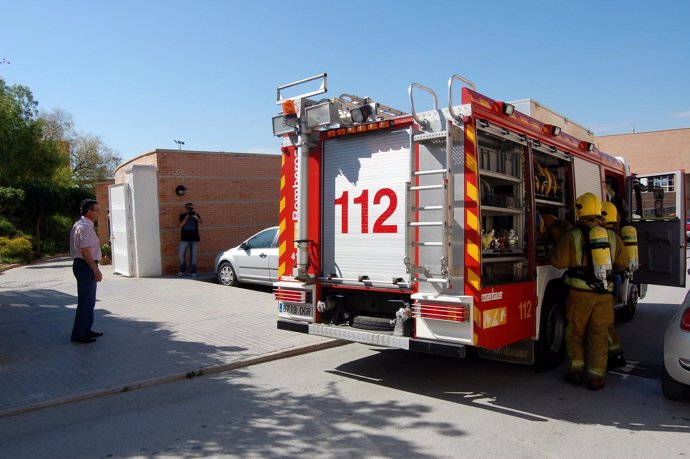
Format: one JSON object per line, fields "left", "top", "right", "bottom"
{"left": 178, "top": 202, "right": 203, "bottom": 277}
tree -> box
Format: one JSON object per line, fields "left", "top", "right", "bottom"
{"left": 70, "top": 133, "right": 121, "bottom": 186}
{"left": 41, "top": 109, "right": 122, "bottom": 188}
{"left": 0, "top": 78, "right": 66, "bottom": 185}
{"left": 0, "top": 186, "right": 25, "bottom": 215}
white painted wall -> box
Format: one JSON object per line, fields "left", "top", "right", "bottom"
{"left": 125, "top": 165, "right": 161, "bottom": 277}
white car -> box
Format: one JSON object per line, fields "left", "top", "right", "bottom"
{"left": 214, "top": 227, "right": 278, "bottom": 287}
{"left": 662, "top": 289, "right": 690, "bottom": 401}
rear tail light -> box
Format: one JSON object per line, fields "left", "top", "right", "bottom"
{"left": 680, "top": 307, "right": 690, "bottom": 332}
{"left": 414, "top": 301, "right": 469, "bottom": 322}
{"left": 274, "top": 288, "right": 312, "bottom": 304}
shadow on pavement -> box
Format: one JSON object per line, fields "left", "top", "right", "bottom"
{"left": 0, "top": 288, "right": 247, "bottom": 414}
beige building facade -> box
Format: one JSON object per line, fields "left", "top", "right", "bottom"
{"left": 595, "top": 128, "right": 690, "bottom": 217}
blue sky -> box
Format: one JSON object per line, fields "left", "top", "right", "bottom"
{"left": 1, "top": 0, "right": 689, "bottom": 163}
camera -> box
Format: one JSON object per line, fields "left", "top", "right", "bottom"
{"left": 188, "top": 210, "right": 195, "bottom": 216}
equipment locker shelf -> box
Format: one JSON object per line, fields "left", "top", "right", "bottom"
{"left": 532, "top": 147, "right": 571, "bottom": 263}
{"left": 478, "top": 130, "right": 528, "bottom": 286}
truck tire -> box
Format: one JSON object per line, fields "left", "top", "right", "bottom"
{"left": 217, "top": 261, "right": 238, "bottom": 287}
{"left": 352, "top": 315, "right": 394, "bottom": 331}
{"left": 620, "top": 283, "right": 638, "bottom": 322}
{"left": 535, "top": 296, "right": 566, "bottom": 370}
{"left": 662, "top": 363, "right": 690, "bottom": 402}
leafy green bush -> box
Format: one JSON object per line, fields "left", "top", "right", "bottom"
{"left": 0, "top": 186, "right": 26, "bottom": 214}
{"left": 101, "top": 242, "right": 112, "bottom": 257}
{"left": 0, "top": 235, "right": 33, "bottom": 263}
{"left": 0, "top": 215, "right": 19, "bottom": 237}
{"left": 40, "top": 213, "right": 73, "bottom": 254}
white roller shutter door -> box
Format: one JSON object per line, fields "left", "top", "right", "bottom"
{"left": 322, "top": 129, "right": 410, "bottom": 282}
{"left": 573, "top": 156, "right": 602, "bottom": 200}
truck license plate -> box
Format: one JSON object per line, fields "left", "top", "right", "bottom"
{"left": 279, "top": 302, "right": 313, "bottom": 319}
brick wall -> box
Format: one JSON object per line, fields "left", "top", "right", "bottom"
{"left": 112, "top": 149, "right": 281, "bottom": 275}
{"left": 94, "top": 181, "right": 114, "bottom": 246}
{"left": 595, "top": 128, "right": 690, "bottom": 174}
{"left": 595, "top": 128, "right": 690, "bottom": 217}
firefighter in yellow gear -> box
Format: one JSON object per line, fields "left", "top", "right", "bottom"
{"left": 551, "top": 193, "right": 629, "bottom": 390}
{"left": 601, "top": 201, "right": 626, "bottom": 369}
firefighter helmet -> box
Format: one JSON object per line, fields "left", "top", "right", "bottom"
{"left": 601, "top": 201, "right": 618, "bottom": 224}
{"left": 575, "top": 192, "right": 601, "bottom": 218}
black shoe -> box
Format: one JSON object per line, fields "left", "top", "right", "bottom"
{"left": 71, "top": 336, "right": 96, "bottom": 344}
{"left": 87, "top": 331, "right": 103, "bottom": 337}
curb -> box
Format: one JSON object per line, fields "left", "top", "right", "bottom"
{"left": 0, "top": 339, "right": 346, "bottom": 419}
{"left": 0, "top": 263, "right": 21, "bottom": 273}
{"left": 0, "top": 254, "right": 70, "bottom": 273}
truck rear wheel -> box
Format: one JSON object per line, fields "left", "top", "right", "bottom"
{"left": 620, "top": 283, "right": 638, "bottom": 322}
{"left": 535, "top": 297, "right": 566, "bottom": 369}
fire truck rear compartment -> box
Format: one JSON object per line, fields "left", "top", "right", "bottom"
{"left": 279, "top": 286, "right": 468, "bottom": 358}
{"left": 319, "top": 287, "right": 409, "bottom": 332}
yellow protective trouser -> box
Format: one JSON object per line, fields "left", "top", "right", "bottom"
{"left": 565, "top": 289, "right": 614, "bottom": 378}
{"left": 608, "top": 326, "right": 623, "bottom": 358}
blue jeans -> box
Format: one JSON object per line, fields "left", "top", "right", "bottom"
{"left": 71, "top": 259, "right": 97, "bottom": 339}
{"left": 178, "top": 240, "right": 199, "bottom": 274}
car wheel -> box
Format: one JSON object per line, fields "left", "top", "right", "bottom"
{"left": 535, "top": 296, "right": 566, "bottom": 370}
{"left": 217, "top": 261, "right": 238, "bottom": 287}
{"left": 662, "top": 362, "right": 690, "bottom": 402}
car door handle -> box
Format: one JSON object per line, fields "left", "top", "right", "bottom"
{"left": 259, "top": 253, "right": 267, "bottom": 258}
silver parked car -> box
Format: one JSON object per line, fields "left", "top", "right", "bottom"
{"left": 214, "top": 226, "right": 278, "bottom": 287}
{"left": 662, "top": 289, "right": 690, "bottom": 401}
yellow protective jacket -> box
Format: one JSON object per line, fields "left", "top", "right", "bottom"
{"left": 551, "top": 217, "right": 629, "bottom": 292}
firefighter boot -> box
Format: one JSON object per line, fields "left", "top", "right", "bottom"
{"left": 587, "top": 376, "right": 606, "bottom": 391}
{"left": 607, "top": 326, "right": 626, "bottom": 369}
{"left": 564, "top": 369, "right": 584, "bottom": 386}
{"left": 607, "top": 353, "right": 626, "bottom": 369}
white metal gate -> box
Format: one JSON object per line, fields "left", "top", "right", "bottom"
{"left": 109, "top": 183, "right": 133, "bottom": 276}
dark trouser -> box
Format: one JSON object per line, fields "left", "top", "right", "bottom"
{"left": 71, "top": 258, "right": 97, "bottom": 339}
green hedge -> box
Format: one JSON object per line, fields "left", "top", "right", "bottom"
{"left": 0, "top": 235, "right": 33, "bottom": 263}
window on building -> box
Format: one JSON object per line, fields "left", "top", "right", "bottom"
{"left": 652, "top": 174, "right": 675, "bottom": 192}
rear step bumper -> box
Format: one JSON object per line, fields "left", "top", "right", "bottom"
{"left": 277, "top": 319, "right": 466, "bottom": 358}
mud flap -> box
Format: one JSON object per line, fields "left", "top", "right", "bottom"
{"left": 477, "top": 339, "right": 535, "bottom": 365}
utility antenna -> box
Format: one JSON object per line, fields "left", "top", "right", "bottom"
{"left": 174, "top": 139, "right": 185, "bottom": 150}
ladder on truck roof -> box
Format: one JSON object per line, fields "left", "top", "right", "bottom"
{"left": 404, "top": 76, "right": 475, "bottom": 291}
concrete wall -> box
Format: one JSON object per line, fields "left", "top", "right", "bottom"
{"left": 126, "top": 165, "right": 161, "bottom": 277}
{"left": 112, "top": 149, "right": 281, "bottom": 275}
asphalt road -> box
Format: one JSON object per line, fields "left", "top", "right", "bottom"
{"left": 0, "top": 280, "right": 688, "bottom": 458}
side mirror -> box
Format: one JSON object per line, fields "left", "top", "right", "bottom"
{"left": 239, "top": 242, "right": 248, "bottom": 250}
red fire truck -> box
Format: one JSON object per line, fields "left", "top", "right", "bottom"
{"left": 271, "top": 73, "right": 686, "bottom": 368}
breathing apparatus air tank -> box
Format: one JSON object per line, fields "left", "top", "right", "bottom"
{"left": 588, "top": 226, "right": 613, "bottom": 288}
{"left": 620, "top": 225, "right": 639, "bottom": 271}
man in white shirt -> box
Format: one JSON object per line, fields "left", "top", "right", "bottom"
{"left": 70, "top": 199, "right": 103, "bottom": 344}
